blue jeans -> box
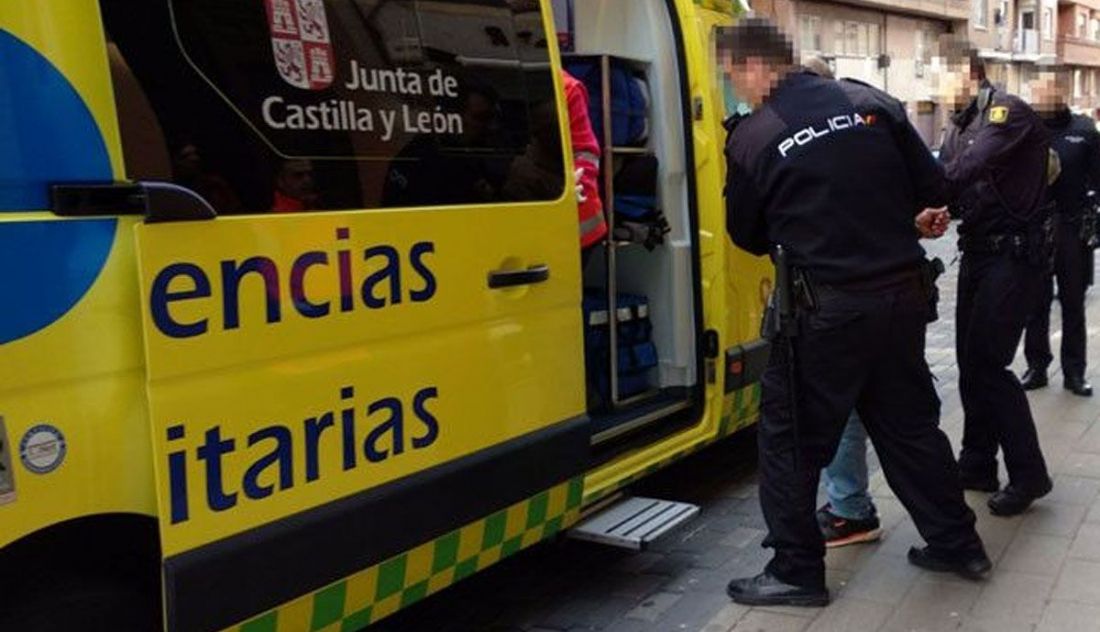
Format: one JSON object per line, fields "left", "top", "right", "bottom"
{"left": 822, "top": 412, "right": 876, "bottom": 520}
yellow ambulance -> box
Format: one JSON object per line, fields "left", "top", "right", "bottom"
{"left": 0, "top": 0, "right": 771, "bottom": 630}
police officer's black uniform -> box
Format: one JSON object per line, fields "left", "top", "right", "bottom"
{"left": 940, "top": 81, "right": 1054, "bottom": 513}
{"left": 1023, "top": 107, "right": 1100, "bottom": 395}
{"left": 725, "top": 71, "right": 985, "bottom": 594}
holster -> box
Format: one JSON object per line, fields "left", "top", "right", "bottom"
{"left": 761, "top": 293, "right": 780, "bottom": 341}
{"left": 919, "top": 257, "right": 946, "bottom": 322}
{"left": 1027, "top": 215, "right": 1055, "bottom": 270}
{"left": 1081, "top": 206, "right": 1100, "bottom": 249}
{"left": 760, "top": 252, "right": 816, "bottom": 341}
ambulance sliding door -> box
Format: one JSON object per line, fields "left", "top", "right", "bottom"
{"left": 107, "top": 1, "right": 589, "bottom": 630}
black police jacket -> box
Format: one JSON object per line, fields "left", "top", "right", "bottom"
{"left": 1042, "top": 107, "right": 1100, "bottom": 223}
{"left": 724, "top": 71, "right": 946, "bottom": 286}
{"left": 940, "top": 82, "right": 1051, "bottom": 237}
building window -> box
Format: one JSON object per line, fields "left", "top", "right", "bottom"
{"left": 832, "top": 20, "right": 880, "bottom": 56}
{"left": 915, "top": 29, "right": 931, "bottom": 78}
{"left": 1075, "top": 69, "right": 1084, "bottom": 98}
{"left": 800, "top": 15, "right": 822, "bottom": 52}
{"left": 1079, "top": 11, "right": 1088, "bottom": 38}
{"left": 1043, "top": 8, "right": 1053, "bottom": 40}
{"left": 845, "top": 21, "right": 861, "bottom": 55}
{"left": 974, "top": 0, "right": 989, "bottom": 28}
{"left": 1021, "top": 10, "right": 1035, "bottom": 31}
{"left": 1093, "top": 16, "right": 1100, "bottom": 41}
{"left": 1019, "top": 9, "right": 1037, "bottom": 52}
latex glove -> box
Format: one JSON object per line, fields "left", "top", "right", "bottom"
{"left": 574, "top": 167, "right": 587, "bottom": 203}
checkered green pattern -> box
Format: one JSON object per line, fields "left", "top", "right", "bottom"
{"left": 232, "top": 477, "right": 584, "bottom": 632}
{"left": 232, "top": 383, "right": 761, "bottom": 631}
{"left": 718, "top": 382, "right": 762, "bottom": 438}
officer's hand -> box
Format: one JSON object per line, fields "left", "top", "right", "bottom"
{"left": 915, "top": 207, "right": 950, "bottom": 239}
{"left": 575, "top": 168, "right": 587, "bottom": 203}
{"left": 930, "top": 207, "right": 951, "bottom": 236}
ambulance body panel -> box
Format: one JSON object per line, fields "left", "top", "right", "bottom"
{"left": 0, "top": 1, "right": 770, "bottom": 630}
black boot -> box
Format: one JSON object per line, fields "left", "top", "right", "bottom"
{"left": 1020, "top": 368, "right": 1048, "bottom": 391}
{"left": 989, "top": 478, "right": 1054, "bottom": 516}
{"left": 1065, "top": 375, "right": 1093, "bottom": 397}
{"left": 959, "top": 470, "right": 1000, "bottom": 493}
{"left": 907, "top": 546, "right": 992, "bottom": 580}
{"left": 726, "top": 572, "right": 829, "bottom": 607}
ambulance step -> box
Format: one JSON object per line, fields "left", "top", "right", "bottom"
{"left": 568, "top": 497, "right": 700, "bottom": 550}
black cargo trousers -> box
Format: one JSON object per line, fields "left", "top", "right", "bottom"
{"left": 958, "top": 251, "right": 1051, "bottom": 490}
{"left": 1024, "top": 221, "right": 1089, "bottom": 380}
{"left": 758, "top": 272, "right": 984, "bottom": 589}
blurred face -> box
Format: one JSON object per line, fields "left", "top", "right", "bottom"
{"left": 277, "top": 160, "right": 316, "bottom": 200}
{"left": 933, "top": 57, "right": 977, "bottom": 109}
{"left": 724, "top": 56, "right": 786, "bottom": 108}
{"left": 1030, "top": 72, "right": 1066, "bottom": 114}
{"left": 463, "top": 93, "right": 494, "bottom": 141}
{"left": 175, "top": 144, "right": 202, "bottom": 179}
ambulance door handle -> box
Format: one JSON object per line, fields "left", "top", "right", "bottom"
{"left": 50, "top": 181, "right": 217, "bottom": 223}
{"left": 488, "top": 264, "right": 550, "bottom": 289}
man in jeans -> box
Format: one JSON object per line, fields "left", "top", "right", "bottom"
{"left": 817, "top": 413, "right": 883, "bottom": 547}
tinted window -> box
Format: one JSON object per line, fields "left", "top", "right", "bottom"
{"left": 103, "top": 0, "right": 564, "bottom": 214}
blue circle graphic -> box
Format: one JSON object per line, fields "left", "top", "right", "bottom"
{"left": 0, "top": 29, "right": 118, "bottom": 344}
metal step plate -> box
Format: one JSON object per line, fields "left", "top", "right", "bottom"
{"left": 568, "top": 497, "right": 700, "bottom": 550}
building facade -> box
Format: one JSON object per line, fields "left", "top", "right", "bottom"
{"left": 755, "top": 0, "right": 969, "bottom": 145}
{"left": 757, "top": 0, "right": 1100, "bottom": 145}
{"left": 966, "top": 0, "right": 1058, "bottom": 103}
{"left": 1057, "top": 0, "right": 1100, "bottom": 110}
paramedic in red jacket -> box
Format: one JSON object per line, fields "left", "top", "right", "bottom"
{"left": 563, "top": 70, "right": 608, "bottom": 252}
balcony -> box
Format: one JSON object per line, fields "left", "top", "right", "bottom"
{"left": 994, "top": 25, "right": 1015, "bottom": 52}
{"left": 1059, "top": 34, "right": 1100, "bottom": 66}
{"left": 1014, "top": 29, "right": 1041, "bottom": 55}
{"left": 840, "top": 0, "right": 969, "bottom": 20}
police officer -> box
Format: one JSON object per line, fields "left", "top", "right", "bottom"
{"left": 1021, "top": 69, "right": 1099, "bottom": 398}
{"left": 719, "top": 19, "right": 988, "bottom": 607}
{"left": 803, "top": 55, "right": 885, "bottom": 549}
{"left": 939, "top": 40, "right": 1055, "bottom": 516}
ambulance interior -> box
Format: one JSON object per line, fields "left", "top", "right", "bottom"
{"left": 556, "top": 0, "right": 700, "bottom": 445}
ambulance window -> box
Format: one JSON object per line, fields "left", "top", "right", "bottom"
{"left": 101, "top": 0, "right": 564, "bottom": 214}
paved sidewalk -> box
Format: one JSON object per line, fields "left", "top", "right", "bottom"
{"left": 379, "top": 234, "right": 1100, "bottom": 632}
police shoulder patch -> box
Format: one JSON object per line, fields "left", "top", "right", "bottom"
{"left": 989, "top": 106, "right": 1009, "bottom": 124}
